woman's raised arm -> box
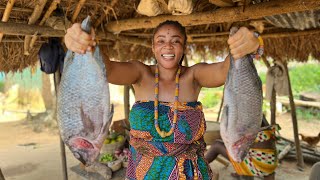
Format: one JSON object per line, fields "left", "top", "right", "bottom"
{"left": 64, "top": 23, "right": 144, "bottom": 86}
{"left": 193, "top": 27, "right": 259, "bottom": 88}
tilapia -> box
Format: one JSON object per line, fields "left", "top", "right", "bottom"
{"left": 220, "top": 27, "right": 263, "bottom": 162}
{"left": 57, "top": 16, "right": 113, "bottom": 165}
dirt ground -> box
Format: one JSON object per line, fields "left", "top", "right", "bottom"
{"left": 0, "top": 103, "right": 319, "bottom": 180}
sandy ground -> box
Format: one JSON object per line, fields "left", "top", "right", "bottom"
{"left": 0, "top": 104, "right": 319, "bottom": 180}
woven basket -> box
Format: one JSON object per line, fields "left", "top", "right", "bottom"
{"left": 101, "top": 140, "right": 125, "bottom": 154}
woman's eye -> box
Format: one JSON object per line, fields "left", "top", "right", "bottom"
{"left": 173, "top": 40, "right": 181, "bottom": 44}
{"left": 157, "top": 40, "right": 164, "bottom": 44}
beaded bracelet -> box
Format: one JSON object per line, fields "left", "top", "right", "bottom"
{"left": 251, "top": 32, "right": 264, "bottom": 59}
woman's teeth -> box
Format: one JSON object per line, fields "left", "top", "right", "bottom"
{"left": 161, "top": 54, "right": 175, "bottom": 58}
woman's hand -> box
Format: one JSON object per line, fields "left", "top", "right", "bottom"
{"left": 227, "top": 27, "right": 259, "bottom": 60}
{"left": 64, "top": 23, "right": 96, "bottom": 54}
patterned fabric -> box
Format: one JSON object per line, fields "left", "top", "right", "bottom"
{"left": 126, "top": 101, "right": 213, "bottom": 180}
{"left": 228, "top": 125, "right": 279, "bottom": 177}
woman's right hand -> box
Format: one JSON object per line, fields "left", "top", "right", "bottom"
{"left": 64, "top": 23, "right": 96, "bottom": 54}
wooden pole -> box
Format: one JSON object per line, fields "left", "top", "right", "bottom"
{"left": 0, "top": 0, "right": 15, "bottom": 43}
{"left": 0, "top": 22, "right": 65, "bottom": 36}
{"left": 283, "top": 62, "right": 304, "bottom": 170}
{"left": 105, "top": 0, "right": 320, "bottom": 32}
{"left": 216, "top": 92, "right": 224, "bottom": 122}
{"left": 188, "top": 28, "right": 320, "bottom": 43}
{"left": 71, "top": 0, "right": 86, "bottom": 23}
{"left": 29, "top": 0, "right": 61, "bottom": 49}
{"left": 0, "top": 168, "right": 5, "bottom": 180}
{"left": 276, "top": 96, "right": 320, "bottom": 109}
{"left": 0, "top": 5, "right": 33, "bottom": 13}
{"left": 116, "top": 41, "right": 131, "bottom": 120}
{"left": 54, "top": 69, "right": 68, "bottom": 180}
{"left": 24, "top": 0, "right": 47, "bottom": 55}
{"left": 270, "top": 87, "right": 276, "bottom": 125}
{"left": 1, "top": 21, "right": 319, "bottom": 47}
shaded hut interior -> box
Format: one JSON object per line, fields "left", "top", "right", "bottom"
{"left": 0, "top": 0, "right": 319, "bottom": 174}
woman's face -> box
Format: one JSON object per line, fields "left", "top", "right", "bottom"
{"left": 152, "top": 24, "right": 185, "bottom": 69}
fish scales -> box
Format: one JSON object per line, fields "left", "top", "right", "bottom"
{"left": 57, "top": 16, "right": 112, "bottom": 165}
{"left": 220, "top": 27, "right": 263, "bottom": 162}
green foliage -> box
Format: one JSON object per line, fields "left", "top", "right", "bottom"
{"left": 258, "top": 63, "right": 320, "bottom": 96}
{"left": 296, "top": 107, "right": 320, "bottom": 121}
{"left": 287, "top": 64, "right": 320, "bottom": 96}
{"left": 200, "top": 88, "right": 222, "bottom": 108}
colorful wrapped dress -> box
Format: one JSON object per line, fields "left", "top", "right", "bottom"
{"left": 125, "top": 101, "right": 213, "bottom": 180}
{"left": 228, "top": 125, "right": 279, "bottom": 177}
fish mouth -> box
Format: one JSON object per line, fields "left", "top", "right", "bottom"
{"left": 74, "top": 151, "right": 87, "bottom": 165}
{"left": 69, "top": 137, "right": 98, "bottom": 164}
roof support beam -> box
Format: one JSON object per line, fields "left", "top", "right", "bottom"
{"left": 1, "top": 22, "right": 319, "bottom": 47}
{"left": 190, "top": 28, "right": 320, "bottom": 42}
{"left": 105, "top": 0, "right": 320, "bottom": 33}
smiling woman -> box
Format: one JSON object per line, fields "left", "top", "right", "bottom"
{"left": 64, "top": 19, "right": 260, "bottom": 179}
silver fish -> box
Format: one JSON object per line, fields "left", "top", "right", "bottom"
{"left": 57, "top": 16, "right": 113, "bottom": 165}
{"left": 220, "top": 27, "right": 263, "bottom": 162}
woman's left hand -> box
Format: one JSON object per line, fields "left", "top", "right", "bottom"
{"left": 227, "top": 27, "right": 259, "bottom": 60}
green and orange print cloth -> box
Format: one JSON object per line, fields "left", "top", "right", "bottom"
{"left": 125, "top": 101, "right": 213, "bottom": 180}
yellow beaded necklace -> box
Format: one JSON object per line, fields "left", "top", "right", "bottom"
{"left": 154, "top": 64, "right": 181, "bottom": 138}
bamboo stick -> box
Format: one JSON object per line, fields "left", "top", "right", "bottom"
{"left": 29, "top": 0, "right": 61, "bottom": 49}
{"left": 0, "top": 22, "right": 65, "bottom": 37}
{"left": 105, "top": 0, "right": 320, "bottom": 33}
{"left": 187, "top": 28, "right": 320, "bottom": 43}
{"left": 54, "top": 69, "right": 68, "bottom": 180}
{"left": 0, "top": 0, "right": 16, "bottom": 43}
{"left": 283, "top": 62, "right": 305, "bottom": 170}
{"left": 24, "top": 0, "right": 47, "bottom": 55}
{"left": 0, "top": 168, "right": 4, "bottom": 180}
{"left": 278, "top": 144, "right": 293, "bottom": 160}
{"left": 0, "top": 5, "right": 33, "bottom": 13}
{"left": 71, "top": 0, "right": 86, "bottom": 23}
{"left": 270, "top": 87, "right": 276, "bottom": 125}
{"left": 277, "top": 96, "right": 320, "bottom": 108}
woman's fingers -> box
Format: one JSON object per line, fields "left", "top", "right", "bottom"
{"left": 227, "top": 27, "right": 259, "bottom": 59}
{"left": 64, "top": 23, "right": 96, "bottom": 54}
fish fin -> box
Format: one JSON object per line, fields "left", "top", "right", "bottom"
{"left": 221, "top": 105, "right": 229, "bottom": 130}
{"left": 80, "top": 105, "right": 95, "bottom": 134}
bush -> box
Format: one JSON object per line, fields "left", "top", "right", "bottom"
{"left": 201, "top": 90, "right": 221, "bottom": 108}
{"left": 259, "top": 63, "right": 320, "bottom": 97}
{"left": 296, "top": 107, "right": 320, "bottom": 121}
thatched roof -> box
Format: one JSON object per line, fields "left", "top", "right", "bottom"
{"left": 0, "top": 0, "right": 319, "bottom": 72}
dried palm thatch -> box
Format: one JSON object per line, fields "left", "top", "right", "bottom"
{"left": 0, "top": 42, "right": 39, "bottom": 73}
{"left": 0, "top": 0, "right": 319, "bottom": 72}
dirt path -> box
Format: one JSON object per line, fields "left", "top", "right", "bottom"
{"left": 0, "top": 105, "right": 318, "bottom": 179}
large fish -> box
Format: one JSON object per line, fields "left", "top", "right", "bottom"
{"left": 57, "top": 16, "right": 113, "bottom": 165}
{"left": 220, "top": 27, "right": 263, "bottom": 163}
